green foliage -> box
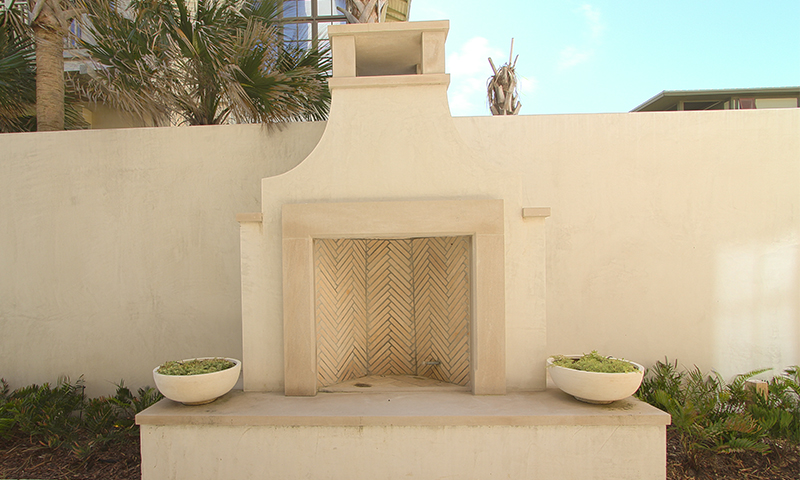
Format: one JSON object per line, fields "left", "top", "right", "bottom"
{"left": 157, "top": 358, "right": 235, "bottom": 375}
{"left": 637, "top": 357, "right": 683, "bottom": 404}
{"left": 0, "top": 378, "right": 16, "bottom": 438}
{"left": 551, "top": 351, "right": 639, "bottom": 373}
{"left": 747, "top": 366, "right": 800, "bottom": 443}
{"left": 6, "top": 376, "right": 86, "bottom": 449}
{"left": 636, "top": 359, "right": 800, "bottom": 470}
{"left": 0, "top": 0, "right": 36, "bottom": 132}
{"left": 77, "top": 0, "right": 332, "bottom": 126}
{"left": 73, "top": 382, "right": 162, "bottom": 459}
{"left": 0, "top": 376, "right": 162, "bottom": 461}
{"left": 0, "top": 0, "right": 88, "bottom": 132}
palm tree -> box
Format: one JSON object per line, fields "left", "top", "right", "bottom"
{"left": 487, "top": 39, "right": 521, "bottom": 116}
{"left": 28, "top": 0, "right": 79, "bottom": 130}
{"left": 76, "top": 0, "right": 332, "bottom": 126}
{"left": 0, "top": 0, "right": 36, "bottom": 132}
{"left": 338, "top": 0, "right": 387, "bottom": 23}
{"left": 0, "top": 0, "right": 84, "bottom": 132}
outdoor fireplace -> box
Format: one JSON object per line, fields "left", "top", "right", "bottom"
{"left": 237, "top": 21, "right": 548, "bottom": 397}
{"left": 141, "top": 20, "right": 671, "bottom": 480}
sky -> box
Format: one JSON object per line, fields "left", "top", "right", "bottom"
{"left": 409, "top": 0, "right": 800, "bottom": 116}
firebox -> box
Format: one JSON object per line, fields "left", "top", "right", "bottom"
{"left": 315, "top": 236, "right": 471, "bottom": 389}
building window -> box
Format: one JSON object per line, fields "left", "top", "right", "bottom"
{"left": 732, "top": 98, "right": 756, "bottom": 110}
{"left": 282, "top": 0, "right": 347, "bottom": 49}
{"left": 682, "top": 100, "right": 724, "bottom": 111}
{"left": 67, "top": 19, "right": 82, "bottom": 48}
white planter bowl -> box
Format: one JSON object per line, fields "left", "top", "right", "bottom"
{"left": 153, "top": 357, "right": 241, "bottom": 405}
{"left": 546, "top": 356, "right": 644, "bottom": 404}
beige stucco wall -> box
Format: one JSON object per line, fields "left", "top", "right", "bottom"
{"left": 0, "top": 122, "right": 325, "bottom": 396}
{"left": 82, "top": 103, "right": 154, "bottom": 129}
{"left": 453, "top": 109, "right": 800, "bottom": 379}
{"left": 140, "top": 423, "right": 666, "bottom": 480}
{"left": 1, "top": 108, "right": 798, "bottom": 395}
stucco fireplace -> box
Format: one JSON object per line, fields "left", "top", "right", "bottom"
{"left": 237, "top": 20, "right": 549, "bottom": 396}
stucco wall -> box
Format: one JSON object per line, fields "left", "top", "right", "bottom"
{"left": 454, "top": 108, "right": 800, "bottom": 379}
{"left": 140, "top": 423, "right": 666, "bottom": 480}
{"left": 1, "top": 108, "right": 798, "bottom": 395}
{"left": 0, "top": 122, "right": 325, "bottom": 396}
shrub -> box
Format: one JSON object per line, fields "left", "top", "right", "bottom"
{"left": 3, "top": 376, "right": 85, "bottom": 449}
{"left": 636, "top": 359, "right": 800, "bottom": 470}
{"left": 747, "top": 366, "right": 800, "bottom": 443}
{"left": 0, "top": 377, "right": 162, "bottom": 461}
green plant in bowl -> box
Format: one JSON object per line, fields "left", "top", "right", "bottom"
{"left": 547, "top": 351, "right": 644, "bottom": 404}
{"left": 153, "top": 357, "right": 242, "bottom": 405}
{"left": 157, "top": 358, "right": 235, "bottom": 376}
{"left": 551, "top": 351, "right": 639, "bottom": 373}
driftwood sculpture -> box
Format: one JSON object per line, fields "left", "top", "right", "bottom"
{"left": 487, "top": 39, "right": 522, "bottom": 115}
{"left": 338, "top": 0, "right": 387, "bottom": 23}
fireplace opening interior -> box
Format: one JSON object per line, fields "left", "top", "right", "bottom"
{"left": 314, "top": 236, "right": 471, "bottom": 391}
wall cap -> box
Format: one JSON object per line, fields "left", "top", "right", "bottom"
{"left": 236, "top": 213, "right": 263, "bottom": 223}
{"left": 522, "top": 207, "right": 551, "bottom": 218}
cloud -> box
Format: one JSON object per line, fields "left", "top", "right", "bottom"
{"left": 558, "top": 46, "right": 592, "bottom": 69}
{"left": 448, "top": 37, "right": 505, "bottom": 76}
{"left": 557, "top": 4, "right": 606, "bottom": 70}
{"left": 579, "top": 4, "right": 605, "bottom": 40}
{"left": 518, "top": 76, "right": 537, "bottom": 97}
{"left": 446, "top": 37, "right": 506, "bottom": 115}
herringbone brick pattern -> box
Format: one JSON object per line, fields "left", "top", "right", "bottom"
{"left": 315, "top": 238, "right": 368, "bottom": 387}
{"left": 314, "top": 237, "right": 470, "bottom": 388}
{"left": 366, "top": 239, "right": 415, "bottom": 376}
{"left": 413, "top": 237, "right": 471, "bottom": 385}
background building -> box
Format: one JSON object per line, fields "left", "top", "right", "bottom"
{"left": 632, "top": 87, "right": 800, "bottom": 112}
{"left": 281, "top": 0, "right": 412, "bottom": 48}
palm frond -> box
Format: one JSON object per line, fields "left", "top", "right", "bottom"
{"left": 0, "top": 0, "right": 36, "bottom": 131}
{"left": 77, "top": 0, "right": 330, "bottom": 126}
{"left": 0, "top": 0, "right": 30, "bottom": 38}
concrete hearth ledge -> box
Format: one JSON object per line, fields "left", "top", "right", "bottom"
{"left": 136, "top": 388, "right": 670, "bottom": 427}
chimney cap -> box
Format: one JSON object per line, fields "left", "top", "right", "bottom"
{"left": 329, "top": 20, "right": 449, "bottom": 77}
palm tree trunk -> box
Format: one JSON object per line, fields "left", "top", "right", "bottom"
{"left": 339, "top": 0, "right": 387, "bottom": 23}
{"left": 32, "top": 1, "right": 64, "bottom": 131}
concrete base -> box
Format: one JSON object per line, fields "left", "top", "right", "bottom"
{"left": 137, "top": 388, "right": 670, "bottom": 480}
